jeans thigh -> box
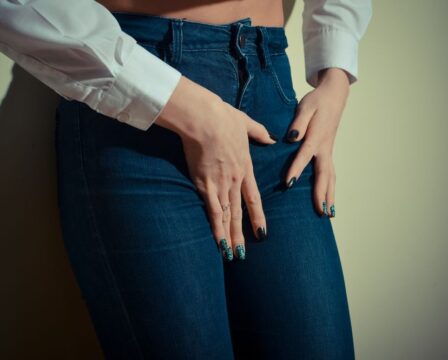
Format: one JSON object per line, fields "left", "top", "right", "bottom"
{"left": 223, "top": 52, "right": 355, "bottom": 359}
{"left": 225, "top": 185, "right": 355, "bottom": 359}
{"left": 55, "top": 99, "right": 234, "bottom": 359}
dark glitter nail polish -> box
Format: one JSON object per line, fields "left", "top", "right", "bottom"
{"left": 322, "top": 202, "right": 328, "bottom": 216}
{"left": 330, "top": 204, "right": 335, "bottom": 217}
{"left": 287, "top": 177, "right": 296, "bottom": 188}
{"left": 257, "top": 226, "right": 268, "bottom": 241}
{"left": 235, "top": 244, "right": 246, "bottom": 260}
{"left": 219, "top": 238, "right": 229, "bottom": 251}
{"left": 287, "top": 129, "right": 299, "bottom": 142}
{"left": 224, "top": 248, "right": 234, "bottom": 261}
{"left": 219, "top": 238, "right": 233, "bottom": 261}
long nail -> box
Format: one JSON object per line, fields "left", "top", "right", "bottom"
{"left": 330, "top": 204, "right": 335, "bottom": 217}
{"left": 224, "top": 248, "right": 234, "bottom": 261}
{"left": 286, "top": 177, "right": 296, "bottom": 189}
{"left": 219, "top": 238, "right": 229, "bottom": 251}
{"left": 322, "top": 202, "right": 328, "bottom": 216}
{"left": 287, "top": 129, "right": 299, "bottom": 142}
{"left": 235, "top": 244, "right": 246, "bottom": 260}
{"left": 257, "top": 226, "right": 268, "bottom": 241}
{"left": 219, "top": 238, "right": 233, "bottom": 261}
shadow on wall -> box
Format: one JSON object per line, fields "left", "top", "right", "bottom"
{"left": 0, "top": 2, "right": 296, "bottom": 358}
{"left": 0, "top": 66, "right": 104, "bottom": 358}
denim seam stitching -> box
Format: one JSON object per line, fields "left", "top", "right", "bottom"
{"left": 268, "top": 57, "right": 298, "bottom": 106}
{"left": 223, "top": 52, "right": 240, "bottom": 103}
{"left": 74, "top": 103, "right": 145, "bottom": 360}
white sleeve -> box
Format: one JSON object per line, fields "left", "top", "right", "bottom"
{"left": 302, "top": 0, "right": 372, "bottom": 88}
{"left": 0, "top": 0, "right": 182, "bottom": 131}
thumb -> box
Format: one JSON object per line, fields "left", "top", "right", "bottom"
{"left": 286, "top": 103, "right": 316, "bottom": 143}
{"left": 244, "top": 114, "right": 277, "bottom": 145}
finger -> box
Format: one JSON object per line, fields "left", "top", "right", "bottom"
{"left": 202, "top": 188, "right": 229, "bottom": 256}
{"left": 285, "top": 140, "right": 316, "bottom": 188}
{"left": 327, "top": 169, "right": 336, "bottom": 218}
{"left": 217, "top": 190, "right": 234, "bottom": 261}
{"left": 313, "top": 156, "right": 330, "bottom": 216}
{"left": 286, "top": 101, "right": 316, "bottom": 143}
{"left": 244, "top": 113, "right": 277, "bottom": 145}
{"left": 241, "top": 163, "right": 267, "bottom": 242}
{"left": 229, "top": 178, "right": 246, "bottom": 260}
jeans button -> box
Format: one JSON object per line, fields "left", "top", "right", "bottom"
{"left": 239, "top": 33, "right": 246, "bottom": 48}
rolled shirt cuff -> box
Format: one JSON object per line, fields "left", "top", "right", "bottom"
{"left": 303, "top": 27, "right": 359, "bottom": 88}
{"left": 94, "top": 40, "right": 182, "bottom": 131}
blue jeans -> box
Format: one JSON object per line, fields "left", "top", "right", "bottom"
{"left": 54, "top": 12, "right": 354, "bottom": 360}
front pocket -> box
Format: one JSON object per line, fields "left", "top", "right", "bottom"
{"left": 268, "top": 52, "right": 298, "bottom": 107}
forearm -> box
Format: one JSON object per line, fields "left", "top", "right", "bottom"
{"left": 0, "top": 0, "right": 182, "bottom": 131}
{"left": 317, "top": 68, "right": 350, "bottom": 95}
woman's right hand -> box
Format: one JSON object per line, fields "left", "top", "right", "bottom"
{"left": 155, "top": 75, "right": 276, "bottom": 260}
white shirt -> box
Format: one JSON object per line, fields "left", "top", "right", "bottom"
{"left": 0, "top": 0, "right": 372, "bottom": 132}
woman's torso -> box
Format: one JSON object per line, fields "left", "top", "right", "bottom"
{"left": 97, "top": 0, "right": 286, "bottom": 27}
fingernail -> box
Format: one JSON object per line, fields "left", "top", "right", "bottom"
{"left": 257, "top": 226, "right": 268, "bottom": 241}
{"left": 322, "top": 202, "right": 328, "bottom": 216}
{"left": 330, "top": 204, "right": 335, "bottom": 217}
{"left": 219, "top": 238, "right": 233, "bottom": 261}
{"left": 287, "top": 129, "right": 299, "bottom": 142}
{"left": 286, "top": 176, "right": 296, "bottom": 189}
{"left": 235, "top": 244, "right": 246, "bottom": 260}
{"left": 268, "top": 131, "right": 278, "bottom": 141}
{"left": 225, "top": 248, "right": 234, "bottom": 261}
{"left": 219, "top": 238, "right": 229, "bottom": 251}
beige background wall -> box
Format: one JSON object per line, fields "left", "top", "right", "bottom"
{"left": 1, "top": 0, "right": 447, "bottom": 358}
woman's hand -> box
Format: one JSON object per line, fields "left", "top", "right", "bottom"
{"left": 156, "top": 75, "right": 276, "bottom": 260}
{"left": 284, "top": 68, "right": 351, "bottom": 218}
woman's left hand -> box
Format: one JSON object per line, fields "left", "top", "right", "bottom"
{"left": 285, "top": 68, "right": 350, "bottom": 218}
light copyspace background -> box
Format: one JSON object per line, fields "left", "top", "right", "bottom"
{"left": 1, "top": 1, "right": 447, "bottom": 359}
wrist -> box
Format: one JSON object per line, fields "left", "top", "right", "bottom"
{"left": 155, "top": 75, "right": 222, "bottom": 140}
{"left": 317, "top": 68, "right": 350, "bottom": 91}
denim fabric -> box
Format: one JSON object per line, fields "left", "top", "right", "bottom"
{"left": 54, "top": 12, "right": 354, "bottom": 360}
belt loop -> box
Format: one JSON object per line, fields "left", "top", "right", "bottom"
{"left": 170, "top": 18, "right": 184, "bottom": 64}
{"left": 257, "top": 27, "right": 272, "bottom": 70}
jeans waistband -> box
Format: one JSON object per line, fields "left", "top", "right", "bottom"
{"left": 111, "top": 12, "right": 289, "bottom": 67}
